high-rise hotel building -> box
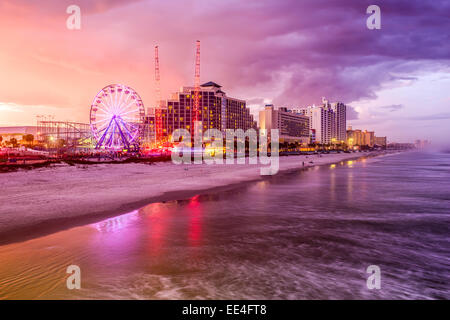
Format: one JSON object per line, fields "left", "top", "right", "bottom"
{"left": 292, "top": 98, "right": 347, "bottom": 145}
{"left": 259, "top": 105, "right": 310, "bottom": 144}
{"left": 293, "top": 105, "right": 332, "bottom": 144}
{"left": 144, "top": 82, "right": 257, "bottom": 142}
{"left": 165, "top": 81, "right": 256, "bottom": 136}
{"left": 332, "top": 102, "right": 347, "bottom": 142}
{"left": 347, "top": 126, "right": 376, "bottom": 147}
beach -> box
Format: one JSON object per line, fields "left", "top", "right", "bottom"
{"left": 0, "top": 151, "right": 390, "bottom": 243}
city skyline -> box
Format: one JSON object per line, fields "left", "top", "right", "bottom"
{"left": 0, "top": 0, "right": 449, "bottom": 145}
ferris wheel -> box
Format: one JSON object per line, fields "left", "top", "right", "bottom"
{"left": 90, "top": 84, "right": 145, "bottom": 150}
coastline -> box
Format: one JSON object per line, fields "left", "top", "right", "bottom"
{"left": 0, "top": 151, "right": 396, "bottom": 245}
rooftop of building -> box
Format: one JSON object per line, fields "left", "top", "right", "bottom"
{"left": 166, "top": 82, "right": 246, "bottom": 103}
{"left": 200, "top": 81, "right": 222, "bottom": 88}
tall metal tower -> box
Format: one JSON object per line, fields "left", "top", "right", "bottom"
{"left": 155, "top": 45, "right": 161, "bottom": 105}
{"left": 155, "top": 45, "right": 162, "bottom": 142}
{"left": 193, "top": 40, "right": 201, "bottom": 123}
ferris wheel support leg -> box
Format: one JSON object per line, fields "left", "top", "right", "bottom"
{"left": 96, "top": 117, "right": 114, "bottom": 148}
{"left": 105, "top": 120, "right": 117, "bottom": 148}
{"left": 117, "top": 117, "right": 136, "bottom": 144}
{"left": 114, "top": 118, "right": 130, "bottom": 150}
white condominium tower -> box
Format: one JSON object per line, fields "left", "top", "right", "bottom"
{"left": 292, "top": 98, "right": 347, "bottom": 145}
{"left": 331, "top": 102, "right": 347, "bottom": 142}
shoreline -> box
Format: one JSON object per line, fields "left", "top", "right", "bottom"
{"left": 0, "top": 151, "right": 398, "bottom": 245}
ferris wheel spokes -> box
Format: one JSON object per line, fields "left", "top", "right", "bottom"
{"left": 90, "top": 84, "right": 144, "bottom": 150}
{"left": 96, "top": 117, "right": 115, "bottom": 148}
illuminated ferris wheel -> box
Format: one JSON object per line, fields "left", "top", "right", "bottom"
{"left": 90, "top": 84, "right": 145, "bottom": 150}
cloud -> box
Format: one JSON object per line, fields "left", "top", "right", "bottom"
{"left": 380, "top": 104, "right": 404, "bottom": 111}
{"left": 346, "top": 106, "right": 359, "bottom": 120}
{"left": 409, "top": 113, "right": 450, "bottom": 121}
{"left": 0, "top": 102, "right": 24, "bottom": 113}
{"left": 0, "top": 0, "right": 449, "bottom": 127}
{"left": 0, "top": 0, "right": 144, "bottom": 15}
{"left": 247, "top": 98, "right": 266, "bottom": 105}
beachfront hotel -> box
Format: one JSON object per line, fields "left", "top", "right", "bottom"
{"left": 292, "top": 98, "right": 347, "bottom": 145}
{"left": 259, "top": 105, "right": 310, "bottom": 144}
{"left": 145, "top": 82, "right": 257, "bottom": 141}
{"left": 332, "top": 102, "right": 347, "bottom": 142}
{"left": 347, "top": 126, "right": 387, "bottom": 148}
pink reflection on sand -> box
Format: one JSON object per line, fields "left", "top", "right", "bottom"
{"left": 187, "top": 195, "right": 203, "bottom": 247}
{"left": 88, "top": 210, "right": 142, "bottom": 264}
{"left": 144, "top": 203, "right": 169, "bottom": 256}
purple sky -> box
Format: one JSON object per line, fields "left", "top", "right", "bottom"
{"left": 0, "top": 0, "right": 449, "bottom": 144}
